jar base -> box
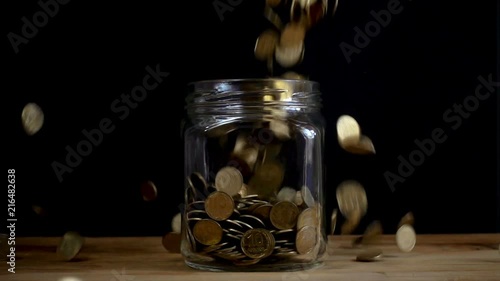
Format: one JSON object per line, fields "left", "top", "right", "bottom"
{"left": 184, "top": 259, "right": 324, "bottom": 272}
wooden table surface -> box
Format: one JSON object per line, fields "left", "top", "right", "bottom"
{"left": 1, "top": 234, "right": 499, "bottom": 281}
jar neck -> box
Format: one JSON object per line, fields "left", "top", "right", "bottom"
{"left": 185, "top": 79, "right": 322, "bottom": 118}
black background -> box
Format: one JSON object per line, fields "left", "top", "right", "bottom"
{"left": 4, "top": 0, "right": 499, "bottom": 237}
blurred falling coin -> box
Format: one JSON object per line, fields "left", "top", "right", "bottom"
{"left": 396, "top": 224, "right": 416, "bottom": 252}
{"left": 356, "top": 248, "right": 383, "bottom": 262}
{"left": 264, "top": 3, "right": 284, "bottom": 29}
{"left": 22, "top": 102, "right": 44, "bottom": 136}
{"left": 343, "top": 135, "right": 376, "bottom": 155}
{"left": 266, "top": 0, "right": 281, "bottom": 7}
{"left": 140, "top": 180, "right": 157, "bottom": 201}
{"left": 361, "top": 220, "right": 383, "bottom": 244}
{"left": 57, "top": 231, "right": 84, "bottom": 261}
{"left": 215, "top": 166, "right": 243, "bottom": 197}
{"left": 171, "top": 212, "right": 182, "bottom": 233}
{"left": 398, "top": 212, "right": 415, "bottom": 228}
{"left": 336, "top": 115, "right": 361, "bottom": 147}
{"left": 275, "top": 42, "right": 304, "bottom": 68}
{"left": 162, "top": 232, "right": 181, "bottom": 253}
{"left": 255, "top": 29, "right": 279, "bottom": 61}
{"left": 340, "top": 209, "right": 361, "bottom": 235}
{"left": 270, "top": 201, "right": 300, "bottom": 229}
{"left": 336, "top": 180, "right": 367, "bottom": 220}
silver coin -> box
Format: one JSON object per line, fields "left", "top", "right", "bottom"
{"left": 171, "top": 212, "right": 182, "bottom": 233}
{"left": 300, "top": 185, "right": 316, "bottom": 208}
{"left": 396, "top": 224, "right": 416, "bottom": 252}
{"left": 277, "top": 186, "right": 296, "bottom": 202}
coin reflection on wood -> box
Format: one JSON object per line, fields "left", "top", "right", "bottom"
{"left": 21, "top": 102, "right": 44, "bottom": 136}
{"left": 140, "top": 180, "right": 157, "bottom": 202}
{"left": 57, "top": 231, "right": 84, "bottom": 261}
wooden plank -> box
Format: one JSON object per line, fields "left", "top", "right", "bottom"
{"left": 0, "top": 234, "right": 499, "bottom": 281}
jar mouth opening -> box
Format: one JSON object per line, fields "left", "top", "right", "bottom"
{"left": 186, "top": 78, "right": 321, "bottom": 107}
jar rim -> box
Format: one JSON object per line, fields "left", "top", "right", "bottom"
{"left": 187, "top": 78, "right": 320, "bottom": 92}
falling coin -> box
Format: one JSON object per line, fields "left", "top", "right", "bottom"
{"left": 255, "top": 29, "right": 280, "bottom": 61}
{"left": 396, "top": 224, "right": 416, "bottom": 252}
{"left": 193, "top": 219, "right": 223, "bottom": 246}
{"left": 162, "top": 232, "right": 181, "bottom": 253}
{"left": 21, "top": 102, "right": 44, "bottom": 136}
{"left": 336, "top": 180, "right": 367, "bottom": 220}
{"left": 277, "top": 186, "right": 297, "bottom": 202}
{"left": 205, "top": 191, "right": 235, "bottom": 221}
{"left": 296, "top": 226, "right": 318, "bottom": 255}
{"left": 140, "top": 180, "right": 157, "bottom": 201}
{"left": 336, "top": 115, "right": 361, "bottom": 148}
{"left": 398, "top": 212, "right": 415, "bottom": 228}
{"left": 241, "top": 228, "right": 275, "bottom": 259}
{"left": 57, "top": 231, "right": 84, "bottom": 261}
{"left": 275, "top": 42, "right": 304, "bottom": 68}
{"left": 171, "top": 212, "right": 182, "bottom": 233}
{"left": 361, "top": 220, "right": 383, "bottom": 245}
{"left": 343, "top": 135, "right": 376, "bottom": 155}
{"left": 215, "top": 166, "right": 243, "bottom": 197}
{"left": 356, "top": 248, "right": 383, "bottom": 262}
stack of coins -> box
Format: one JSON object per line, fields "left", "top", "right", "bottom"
{"left": 183, "top": 124, "right": 323, "bottom": 266}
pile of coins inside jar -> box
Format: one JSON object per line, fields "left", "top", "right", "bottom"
{"left": 183, "top": 124, "right": 322, "bottom": 266}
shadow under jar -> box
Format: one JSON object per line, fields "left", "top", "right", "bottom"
{"left": 181, "top": 79, "right": 326, "bottom": 272}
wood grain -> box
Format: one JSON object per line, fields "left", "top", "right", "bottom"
{"left": 1, "top": 234, "right": 499, "bottom": 281}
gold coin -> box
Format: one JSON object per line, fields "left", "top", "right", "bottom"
{"left": 296, "top": 226, "right": 317, "bottom": 255}
{"left": 343, "top": 135, "right": 376, "bottom": 155}
{"left": 306, "top": 0, "right": 326, "bottom": 27}
{"left": 300, "top": 185, "right": 316, "bottom": 208}
{"left": 270, "top": 201, "right": 300, "bottom": 229}
{"left": 281, "top": 71, "right": 308, "bottom": 80}
{"left": 269, "top": 119, "right": 291, "bottom": 140}
{"left": 294, "top": 190, "right": 304, "bottom": 206}
{"left": 171, "top": 212, "right": 182, "bottom": 233}
{"left": 140, "top": 180, "right": 157, "bottom": 201}
{"left": 280, "top": 22, "right": 306, "bottom": 47}
{"left": 264, "top": 4, "right": 284, "bottom": 30}
{"left": 275, "top": 42, "right": 304, "bottom": 68}
{"left": 162, "top": 232, "right": 181, "bottom": 253}
{"left": 340, "top": 209, "right": 361, "bottom": 235}
{"left": 241, "top": 228, "right": 275, "bottom": 259}
{"left": 297, "top": 207, "right": 319, "bottom": 230}
{"left": 252, "top": 204, "right": 273, "bottom": 221}
{"left": 361, "top": 220, "right": 383, "bottom": 244}
{"left": 398, "top": 212, "right": 415, "bottom": 228}
{"left": 57, "top": 231, "right": 84, "bottom": 261}
{"left": 215, "top": 166, "right": 243, "bottom": 197}
{"left": 205, "top": 191, "right": 234, "bottom": 221}
{"left": 330, "top": 208, "right": 338, "bottom": 235}
{"left": 21, "top": 102, "right": 44, "bottom": 136}
{"left": 356, "top": 248, "right": 383, "bottom": 262}
{"left": 396, "top": 224, "right": 416, "bottom": 252}
{"left": 248, "top": 161, "right": 284, "bottom": 199}
{"left": 193, "top": 219, "right": 223, "bottom": 246}
{"left": 336, "top": 115, "right": 361, "bottom": 148}
{"left": 254, "top": 29, "right": 279, "bottom": 61}
{"left": 336, "top": 180, "right": 367, "bottom": 220}
{"left": 277, "top": 186, "right": 296, "bottom": 202}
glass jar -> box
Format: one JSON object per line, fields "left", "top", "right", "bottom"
{"left": 181, "top": 78, "right": 326, "bottom": 272}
